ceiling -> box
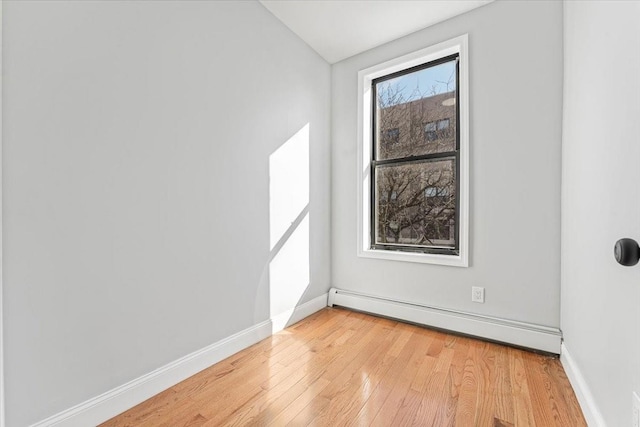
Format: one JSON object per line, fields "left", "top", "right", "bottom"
{"left": 259, "top": 0, "right": 493, "bottom": 64}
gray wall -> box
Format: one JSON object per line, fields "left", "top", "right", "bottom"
{"left": 2, "top": 1, "right": 331, "bottom": 425}
{"left": 561, "top": 1, "right": 640, "bottom": 425}
{"left": 331, "top": 1, "right": 563, "bottom": 326}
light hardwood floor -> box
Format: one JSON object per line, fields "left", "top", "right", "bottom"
{"left": 101, "top": 307, "right": 586, "bottom": 426}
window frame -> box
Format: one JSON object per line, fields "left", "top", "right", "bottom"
{"left": 371, "top": 54, "right": 459, "bottom": 255}
{"left": 356, "top": 35, "right": 469, "bottom": 267}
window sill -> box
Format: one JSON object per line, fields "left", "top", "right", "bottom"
{"left": 358, "top": 247, "right": 468, "bottom": 267}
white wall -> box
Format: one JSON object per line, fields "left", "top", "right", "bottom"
{"left": 331, "top": 1, "right": 563, "bottom": 327}
{"left": 2, "top": 2, "right": 331, "bottom": 425}
{"left": 561, "top": 2, "right": 640, "bottom": 425}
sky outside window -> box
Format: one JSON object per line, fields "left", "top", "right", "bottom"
{"left": 377, "top": 60, "right": 456, "bottom": 106}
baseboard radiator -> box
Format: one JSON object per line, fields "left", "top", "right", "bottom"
{"left": 327, "top": 288, "right": 562, "bottom": 354}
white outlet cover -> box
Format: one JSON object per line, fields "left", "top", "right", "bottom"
{"left": 472, "top": 286, "right": 485, "bottom": 303}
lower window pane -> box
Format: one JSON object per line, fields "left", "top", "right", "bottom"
{"left": 375, "top": 159, "right": 456, "bottom": 249}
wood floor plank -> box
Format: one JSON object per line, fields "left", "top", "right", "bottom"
{"left": 548, "top": 357, "right": 588, "bottom": 425}
{"left": 453, "top": 340, "right": 480, "bottom": 426}
{"left": 410, "top": 346, "right": 454, "bottom": 426}
{"left": 293, "top": 319, "right": 397, "bottom": 425}
{"left": 178, "top": 313, "right": 349, "bottom": 412}
{"left": 217, "top": 362, "right": 307, "bottom": 426}
{"left": 265, "top": 376, "right": 331, "bottom": 426}
{"left": 309, "top": 320, "right": 404, "bottom": 426}
{"left": 369, "top": 332, "right": 434, "bottom": 426}
{"left": 349, "top": 328, "right": 421, "bottom": 425}
{"left": 136, "top": 398, "right": 206, "bottom": 427}
{"left": 239, "top": 371, "right": 325, "bottom": 425}
{"left": 389, "top": 351, "right": 440, "bottom": 426}
{"left": 473, "top": 340, "right": 498, "bottom": 426}
{"left": 208, "top": 321, "right": 360, "bottom": 425}
{"left": 197, "top": 318, "right": 362, "bottom": 423}
{"left": 509, "top": 346, "right": 537, "bottom": 426}
{"left": 494, "top": 343, "right": 516, "bottom": 424}
{"left": 101, "top": 307, "right": 587, "bottom": 427}
{"left": 523, "top": 351, "right": 587, "bottom": 427}
{"left": 100, "top": 389, "right": 182, "bottom": 427}
{"left": 229, "top": 312, "right": 382, "bottom": 425}
{"left": 330, "top": 323, "right": 413, "bottom": 426}
{"left": 430, "top": 335, "right": 471, "bottom": 427}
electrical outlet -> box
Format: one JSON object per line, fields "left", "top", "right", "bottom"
{"left": 472, "top": 286, "right": 485, "bottom": 303}
{"left": 633, "top": 391, "right": 640, "bottom": 427}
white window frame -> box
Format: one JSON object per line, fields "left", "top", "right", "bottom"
{"left": 356, "top": 34, "right": 469, "bottom": 267}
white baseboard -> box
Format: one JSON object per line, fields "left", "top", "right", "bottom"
{"left": 30, "top": 293, "right": 328, "bottom": 427}
{"left": 560, "top": 343, "right": 607, "bottom": 427}
{"left": 270, "top": 293, "right": 329, "bottom": 333}
{"left": 328, "top": 287, "right": 562, "bottom": 354}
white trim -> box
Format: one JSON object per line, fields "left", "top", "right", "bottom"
{"left": 270, "top": 293, "right": 328, "bottom": 333}
{"left": 328, "top": 288, "right": 561, "bottom": 354}
{"left": 29, "top": 293, "right": 328, "bottom": 427}
{"left": 356, "top": 34, "right": 469, "bottom": 267}
{"left": 0, "top": 1, "right": 5, "bottom": 425}
{"left": 560, "top": 343, "right": 607, "bottom": 427}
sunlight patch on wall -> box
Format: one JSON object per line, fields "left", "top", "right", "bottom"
{"left": 269, "top": 124, "right": 310, "bottom": 250}
{"left": 268, "top": 123, "right": 310, "bottom": 318}
{"left": 269, "top": 212, "right": 310, "bottom": 317}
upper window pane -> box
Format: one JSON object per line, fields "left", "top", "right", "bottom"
{"left": 375, "top": 59, "right": 457, "bottom": 160}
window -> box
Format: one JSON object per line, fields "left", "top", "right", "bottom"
{"left": 425, "top": 186, "right": 450, "bottom": 198}
{"left": 357, "top": 35, "right": 468, "bottom": 266}
{"left": 424, "top": 122, "right": 437, "bottom": 141}
{"left": 373, "top": 55, "right": 458, "bottom": 252}
{"left": 424, "top": 119, "right": 450, "bottom": 142}
{"left": 383, "top": 128, "right": 400, "bottom": 145}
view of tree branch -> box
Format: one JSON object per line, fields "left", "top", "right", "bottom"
{"left": 374, "top": 59, "right": 457, "bottom": 248}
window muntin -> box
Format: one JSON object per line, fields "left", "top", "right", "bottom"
{"left": 371, "top": 54, "right": 459, "bottom": 255}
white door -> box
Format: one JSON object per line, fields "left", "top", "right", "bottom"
{"left": 562, "top": 1, "right": 640, "bottom": 426}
